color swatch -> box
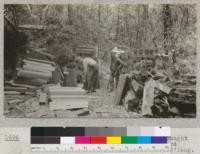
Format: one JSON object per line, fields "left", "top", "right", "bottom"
{"left": 31, "top": 127, "right": 170, "bottom": 136}
{"left": 31, "top": 127, "right": 170, "bottom": 144}
{"left": 107, "top": 137, "right": 121, "bottom": 144}
{"left": 31, "top": 136, "right": 168, "bottom": 144}
{"left": 90, "top": 137, "right": 106, "bottom": 144}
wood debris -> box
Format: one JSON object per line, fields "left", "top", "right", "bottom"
{"left": 112, "top": 74, "right": 128, "bottom": 105}
{"left": 49, "top": 86, "right": 89, "bottom": 110}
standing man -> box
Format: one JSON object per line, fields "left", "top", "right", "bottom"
{"left": 76, "top": 56, "right": 100, "bottom": 93}
{"left": 108, "top": 47, "right": 126, "bottom": 90}
{"left": 114, "top": 52, "right": 126, "bottom": 87}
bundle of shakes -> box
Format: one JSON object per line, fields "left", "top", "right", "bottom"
{"left": 48, "top": 86, "right": 88, "bottom": 110}
{"left": 15, "top": 58, "right": 55, "bottom": 86}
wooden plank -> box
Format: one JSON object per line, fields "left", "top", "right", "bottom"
{"left": 23, "top": 63, "right": 54, "bottom": 72}
{"left": 76, "top": 46, "right": 96, "bottom": 49}
{"left": 24, "top": 61, "right": 55, "bottom": 70}
{"left": 49, "top": 90, "right": 85, "bottom": 95}
{"left": 23, "top": 59, "right": 53, "bottom": 68}
{"left": 49, "top": 86, "right": 83, "bottom": 89}
{"left": 5, "top": 91, "right": 34, "bottom": 95}
{"left": 17, "top": 69, "right": 52, "bottom": 80}
{"left": 141, "top": 79, "right": 172, "bottom": 116}
{"left": 9, "top": 80, "right": 36, "bottom": 88}
{"left": 15, "top": 78, "right": 48, "bottom": 86}
{"left": 5, "top": 91, "right": 21, "bottom": 95}
{"left": 50, "top": 95, "right": 87, "bottom": 99}
{"left": 113, "top": 74, "right": 128, "bottom": 105}
{"left": 27, "top": 58, "right": 55, "bottom": 66}
{"left": 4, "top": 87, "right": 27, "bottom": 91}
{"left": 155, "top": 81, "right": 171, "bottom": 94}
{"left": 23, "top": 65, "right": 53, "bottom": 74}
{"left": 49, "top": 87, "right": 85, "bottom": 91}
{"left": 51, "top": 97, "right": 88, "bottom": 102}
{"left": 23, "top": 64, "right": 55, "bottom": 72}
{"left": 142, "top": 79, "right": 156, "bottom": 116}
{"left": 49, "top": 99, "right": 88, "bottom": 110}
{"left": 48, "top": 86, "right": 85, "bottom": 95}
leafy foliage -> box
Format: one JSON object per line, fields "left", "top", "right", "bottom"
{"left": 4, "top": 4, "right": 196, "bottom": 64}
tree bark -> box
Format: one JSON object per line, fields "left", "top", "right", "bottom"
{"left": 162, "top": 4, "right": 172, "bottom": 54}
{"left": 98, "top": 5, "right": 101, "bottom": 24}
{"left": 142, "top": 5, "right": 148, "bottom": 45}
{"left": 115, "top": 6, "right": 120, "bottom": 42}
{"left": 68, "top": 4, "right": 73, "bottom": 25}
{"left": 124, "top": 5, "right": 132, "bottom": 47}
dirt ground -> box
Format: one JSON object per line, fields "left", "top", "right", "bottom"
{"left": 4, "top": 76, "right": 142, "bottom": 118}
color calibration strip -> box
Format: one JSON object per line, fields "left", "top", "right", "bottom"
{"left": 31, "top": 127, "right": 170, "bottom": 136}
{"left": 31, "top": 136, "right": 168, "bottom": 144}
{"left": 31, "top": 127, "right": 170, "bottom": 144}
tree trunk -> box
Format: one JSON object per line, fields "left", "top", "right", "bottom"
{"left": 136, "top": 5, "right": 142, "bottom": 48}
{"left": 115, "top": 6, "right": 120, "bottom": 42}
{"left": 142, "top": 5, "right": 148, "bottom": 46}
{"left": 98, "top": 5, "right": 101, "bottom": 24}
{"left": 68, "top": 4, "right": 73, "bottom": 25}
{"left": 124, "top": 5, "right": 132, "bottom": 47}
{"left": 162, "top": 4, "right": 172, "bottom": 54}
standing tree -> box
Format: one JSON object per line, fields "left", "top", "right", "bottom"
{"left": 162, "top": 4, "right": 172, "bottom": 54}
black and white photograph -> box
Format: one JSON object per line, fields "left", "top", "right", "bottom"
{"left": 4, "top": 4, "right": 196, "bottom": 118}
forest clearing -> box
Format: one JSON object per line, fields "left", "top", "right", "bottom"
{"left": 4, "top": 4, "right": 196, "bottom": 118}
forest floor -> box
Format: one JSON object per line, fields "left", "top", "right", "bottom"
{"left": 4, "top": 58, "right": 196, "bottom": 118}
{"left": 4, "top": 75, "right": 142, "bottom": 118}
{"left": 4, "top": 55, "right": 196, "bottom": 118}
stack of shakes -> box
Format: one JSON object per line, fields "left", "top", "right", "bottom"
{"left": 16, "top": 58, "right": 55, "bottom": 86}
{"left": 48, "top": 86, "right": 88, "bottom": 110}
